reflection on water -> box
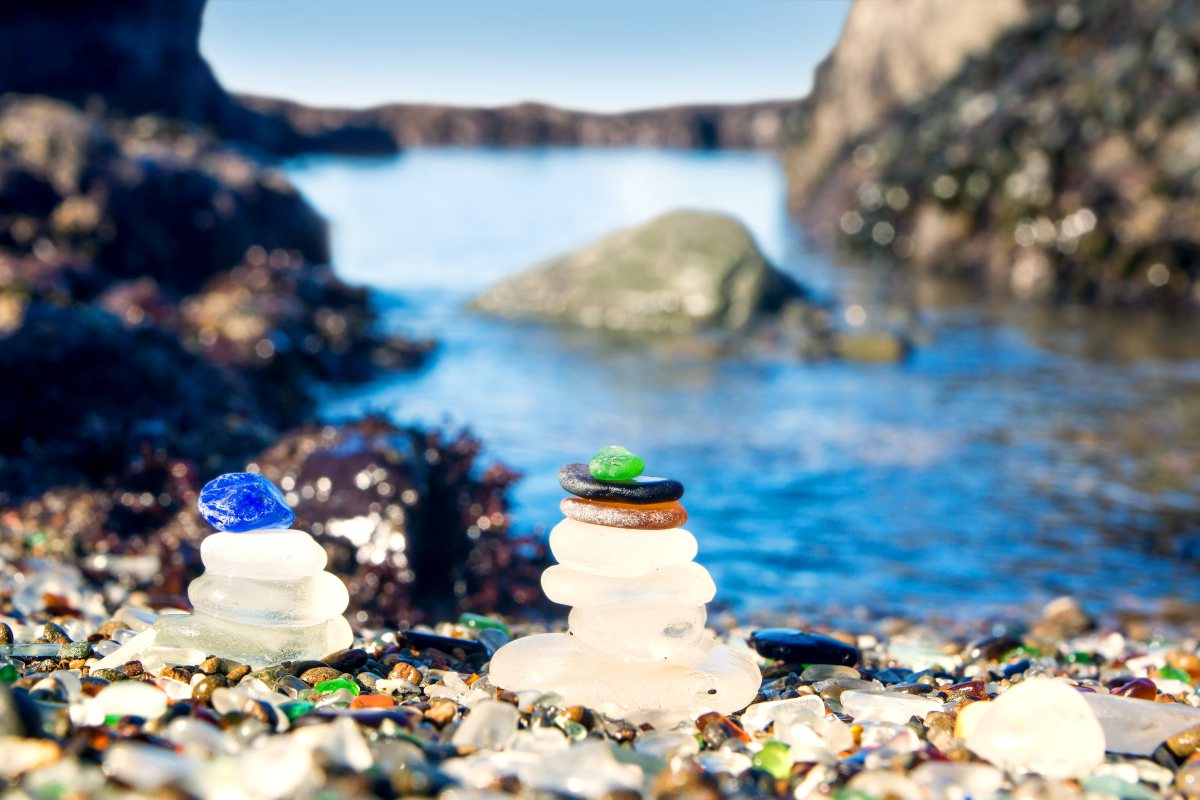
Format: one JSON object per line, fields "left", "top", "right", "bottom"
{"left": 286, "top": 148, "right": 1200, "bottom": 616}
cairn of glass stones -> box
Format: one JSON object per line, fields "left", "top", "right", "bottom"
{"left": 489, "top": 447, "right": 760, "bottom": 715}
{"left": 150, "top": 472, "right": 352, "bottom": 666}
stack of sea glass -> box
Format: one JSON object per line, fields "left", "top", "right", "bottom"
{"left": 152, "top": 473, "right": 353, "bottom": 666}
{"left": 490, "top": 446, "right": 760, "bottom": 715}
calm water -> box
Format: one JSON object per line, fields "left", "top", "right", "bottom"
{"left": 286, "top": 148, "right": 1200, "bottom": 618}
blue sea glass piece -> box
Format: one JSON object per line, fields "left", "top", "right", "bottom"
{"left": 198, "top": 472, "right": 294, "bottom": 532}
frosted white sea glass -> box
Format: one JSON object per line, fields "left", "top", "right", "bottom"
{"left": 154, "top": 612, "right": 352, "bottom": 667}
{"left": 151, "top": 525, "right": 350, "bottom": 665}
{"left": 188, "top": 572, "right": 349, "bottom": 627}
{"left": 549, "top": 519, "right": 698, "bottom": 577}
{"left": 568, "top": 603, "right": 706, "bottom": 660}
{"left": 489, "top": 632, "right": 759, "bottom": 716}
{"left": 542, "top": 563, "right": 716, "bottom": 609}
{"left": 491, "top": 492, "right": 760, "bottom": 715}
{"left": 200, "top": 531, "right": 327, "bottom": 580}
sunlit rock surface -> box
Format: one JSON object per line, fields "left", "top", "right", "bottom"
{"left": 471, "top": 210, "right": 807, "bottom": 333}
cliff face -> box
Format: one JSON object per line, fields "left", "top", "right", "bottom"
{"left": 785, "top": 0, "right": 1032, "bottom": 199}
{"left": 0, "top": 0, "right": 396, "bottom": 156}
{"left": 787, "top": 0, "right": 1200, "bottom": 308}
{"left": 241, "top": 96, "right": 795, "bottom": 151}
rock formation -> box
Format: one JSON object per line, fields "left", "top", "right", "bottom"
{"left": 786, "top": 0, "right": 1200, "bottom": 307}
{"left": 0, "top": 1, "right": 396, "bottom": 156}
{"left": 241, "top": 96, "right": 795, "bottom": 152}
{"left": 471, "top": 210, "right": 807, "bottom": 333}
{"left": 785, "top": 0, "right": 1032, "bottom": 200}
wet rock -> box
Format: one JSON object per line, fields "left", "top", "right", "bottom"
{"left": 751, "top": 629, "right": 860, "bottom": 666}
{"left": 298, "top": 667, "right": 342, "bottom": 687}
{"left": 322, "top": 649, "right": 368, "bottom": 673}
{"left": 253, "top": 419, "right": 550, "bottom": 627}
{"left": 472, "top": 210, "right": 808, "bottom": 333}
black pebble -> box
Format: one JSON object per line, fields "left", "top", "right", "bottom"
{"left": 750, "top": 629, "right": 860, "bottom": 666}
{"left": 557, "top": 463, "right": 684, "bottom": 504}
{"left": 401, "top": 630, "right": 486, "bottom": 656}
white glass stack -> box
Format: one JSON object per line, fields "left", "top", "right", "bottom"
{"left": 152, "top": 529, "right": 353, "bottom": 666}
{"left": 489, "top": 516, "right": 761, "bottom": 715}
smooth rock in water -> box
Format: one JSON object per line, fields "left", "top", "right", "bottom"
{"left": 841, "top": 689, "right": 943, "bottom": 724}
{"left": 488, "top": 632, "right": 759, "bottom": 716}
{"left": 750, "top": 629, "right": 859, "bottom": 666}
{"left": 1083, "top": 691, "right": 1200, "bottom": 756}
{"left": 200, "top": 531, "right": 328, "bottom": 580}
{"left": 569, "top": 603, "right": 706, "bottom": 660}
{"left": 549, "top": 519, "right": 698, "bottom": 577}
{"left": 541, "top": 563, "right": 716, "bottom": 609}
{"left": 198, "top": 473, "right": 294, "bottom": 533}
{"left": 560, "top": 497, "right": 688, "bottom": 530}
{"left": 589, "top": 445, "right": 645, "bottom": 481}
{"left": 154, "top": 612, "right": 352, "bottom": 667}
{"left": 450, "top": 699, "right": 520, "bottom": 750}
{"left": 188, "top": 572, "right": 349, "bottom": 627}
{"left": 470, "top": 210, "right": 803, "bottom": 332}
{"left": 966, "top": 678, "right": 1104, "bottom": 778}
{"left": 96, "top": 681, "right": 169, "bottom": 720}
{"left": 558, "top": 463, "right": 684, "bottom": 504}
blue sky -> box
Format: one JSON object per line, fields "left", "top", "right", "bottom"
{"left": 200, "top": 1, "right": 851, "bottom": 112}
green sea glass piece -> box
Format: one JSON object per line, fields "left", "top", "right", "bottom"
{"left": 1160, "top": 664, "right": 1191, "bottom": 683}
{"left": 588, "top": 445, "right": 645, "bottom": 481}
{"left": 313, "top": 677, "right": 361, "bottom": 697}
{"left": 459, "top": 613, "right": 511, "bottom": 637}
{"left": 0, "top": 663, "right": 18, "bottom": 684}
{"left": 752, "top": 740, "right": 793, "bottom": 780}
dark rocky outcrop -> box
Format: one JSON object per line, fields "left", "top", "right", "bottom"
{"left": 0, "top": 98, "right": 445, "bottom": 604}
{"left": 241, "top": 95, "right": 796, "bottom": 151}
{"left": 787, "top": 0, "right": 1200, "bottom": 308}
{"left": 0, "top": 1, "right": 396, "bottom": 156}
{"left": 784, "top": 0, "right": 1032, "bottom": 201}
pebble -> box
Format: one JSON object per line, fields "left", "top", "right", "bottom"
{"left": 750, "top": 630, "right": 859, "bottom": 666}
{"left": 450, "top": 699, "right": 519, "bottom": 750}
{"left": 56, "top": 642, "right": 91, "bottom": 660}
{"left": 1084, "top": 692, "right": 1200, "bottom": 756}
{"left": 96, "top": 681, "right": 169, "bottom": 721}
{"left": 558, "top": 463, "right": 684, "bottom": 504}
{"left": 841, "top": 689, "right": 944, "bottom": 724}
{"left": 197, "top": 472, "right": 295, "bottom": 532}
{"left": 350, "top": 694, "right": 395, "bottom": 710}
{"left": 541, "top": 563, "right": 716, "bottom": 608}
{"left": 560, "top": 497, "right": 688, "bottom": 530}
{"left": 588, "top": 446, "right": 645, "bottom": 481}
{"left": 801, "top": 664, "right": 859, "bottom": 682}
{"left": 966, "top": 678, "right": 1105, "bottom": 778}
{"left": 0, "top": 624, "right": 11, "bottom": 645}
{"left": 549, "top": 518, "right": 698, "bottom": 577}
{"left": 1113, "top": 677, "right": 1158, "bottom": 700}
{"left": 752, "top": 740, "right": 793, "bottom": 780}
{"left": 313, "top": 677, "right": 360, "bottom": 697}
{"left": 1168, "top": 725, "right": 1200, "bottom": 759}
{"left": 387, "top": 662, "right": 422, "bottom": 684}
{"left": 200, "top": 531, "right": 328, "bottom": 580}
{"left": 322, "top": 649, "right": 368, "bottom": 672}
{"left": 457, "top": 614, "right": 510, "bottom": 638}
{"left": 741, "top": 696, "right": 826, "bottom": 732}
{"left": 401, "top": 631, "right": 486, "bottom": 657}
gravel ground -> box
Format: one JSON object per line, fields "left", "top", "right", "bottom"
{"left": 1, "top": 565, "right": 1199, "bottom": 799}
